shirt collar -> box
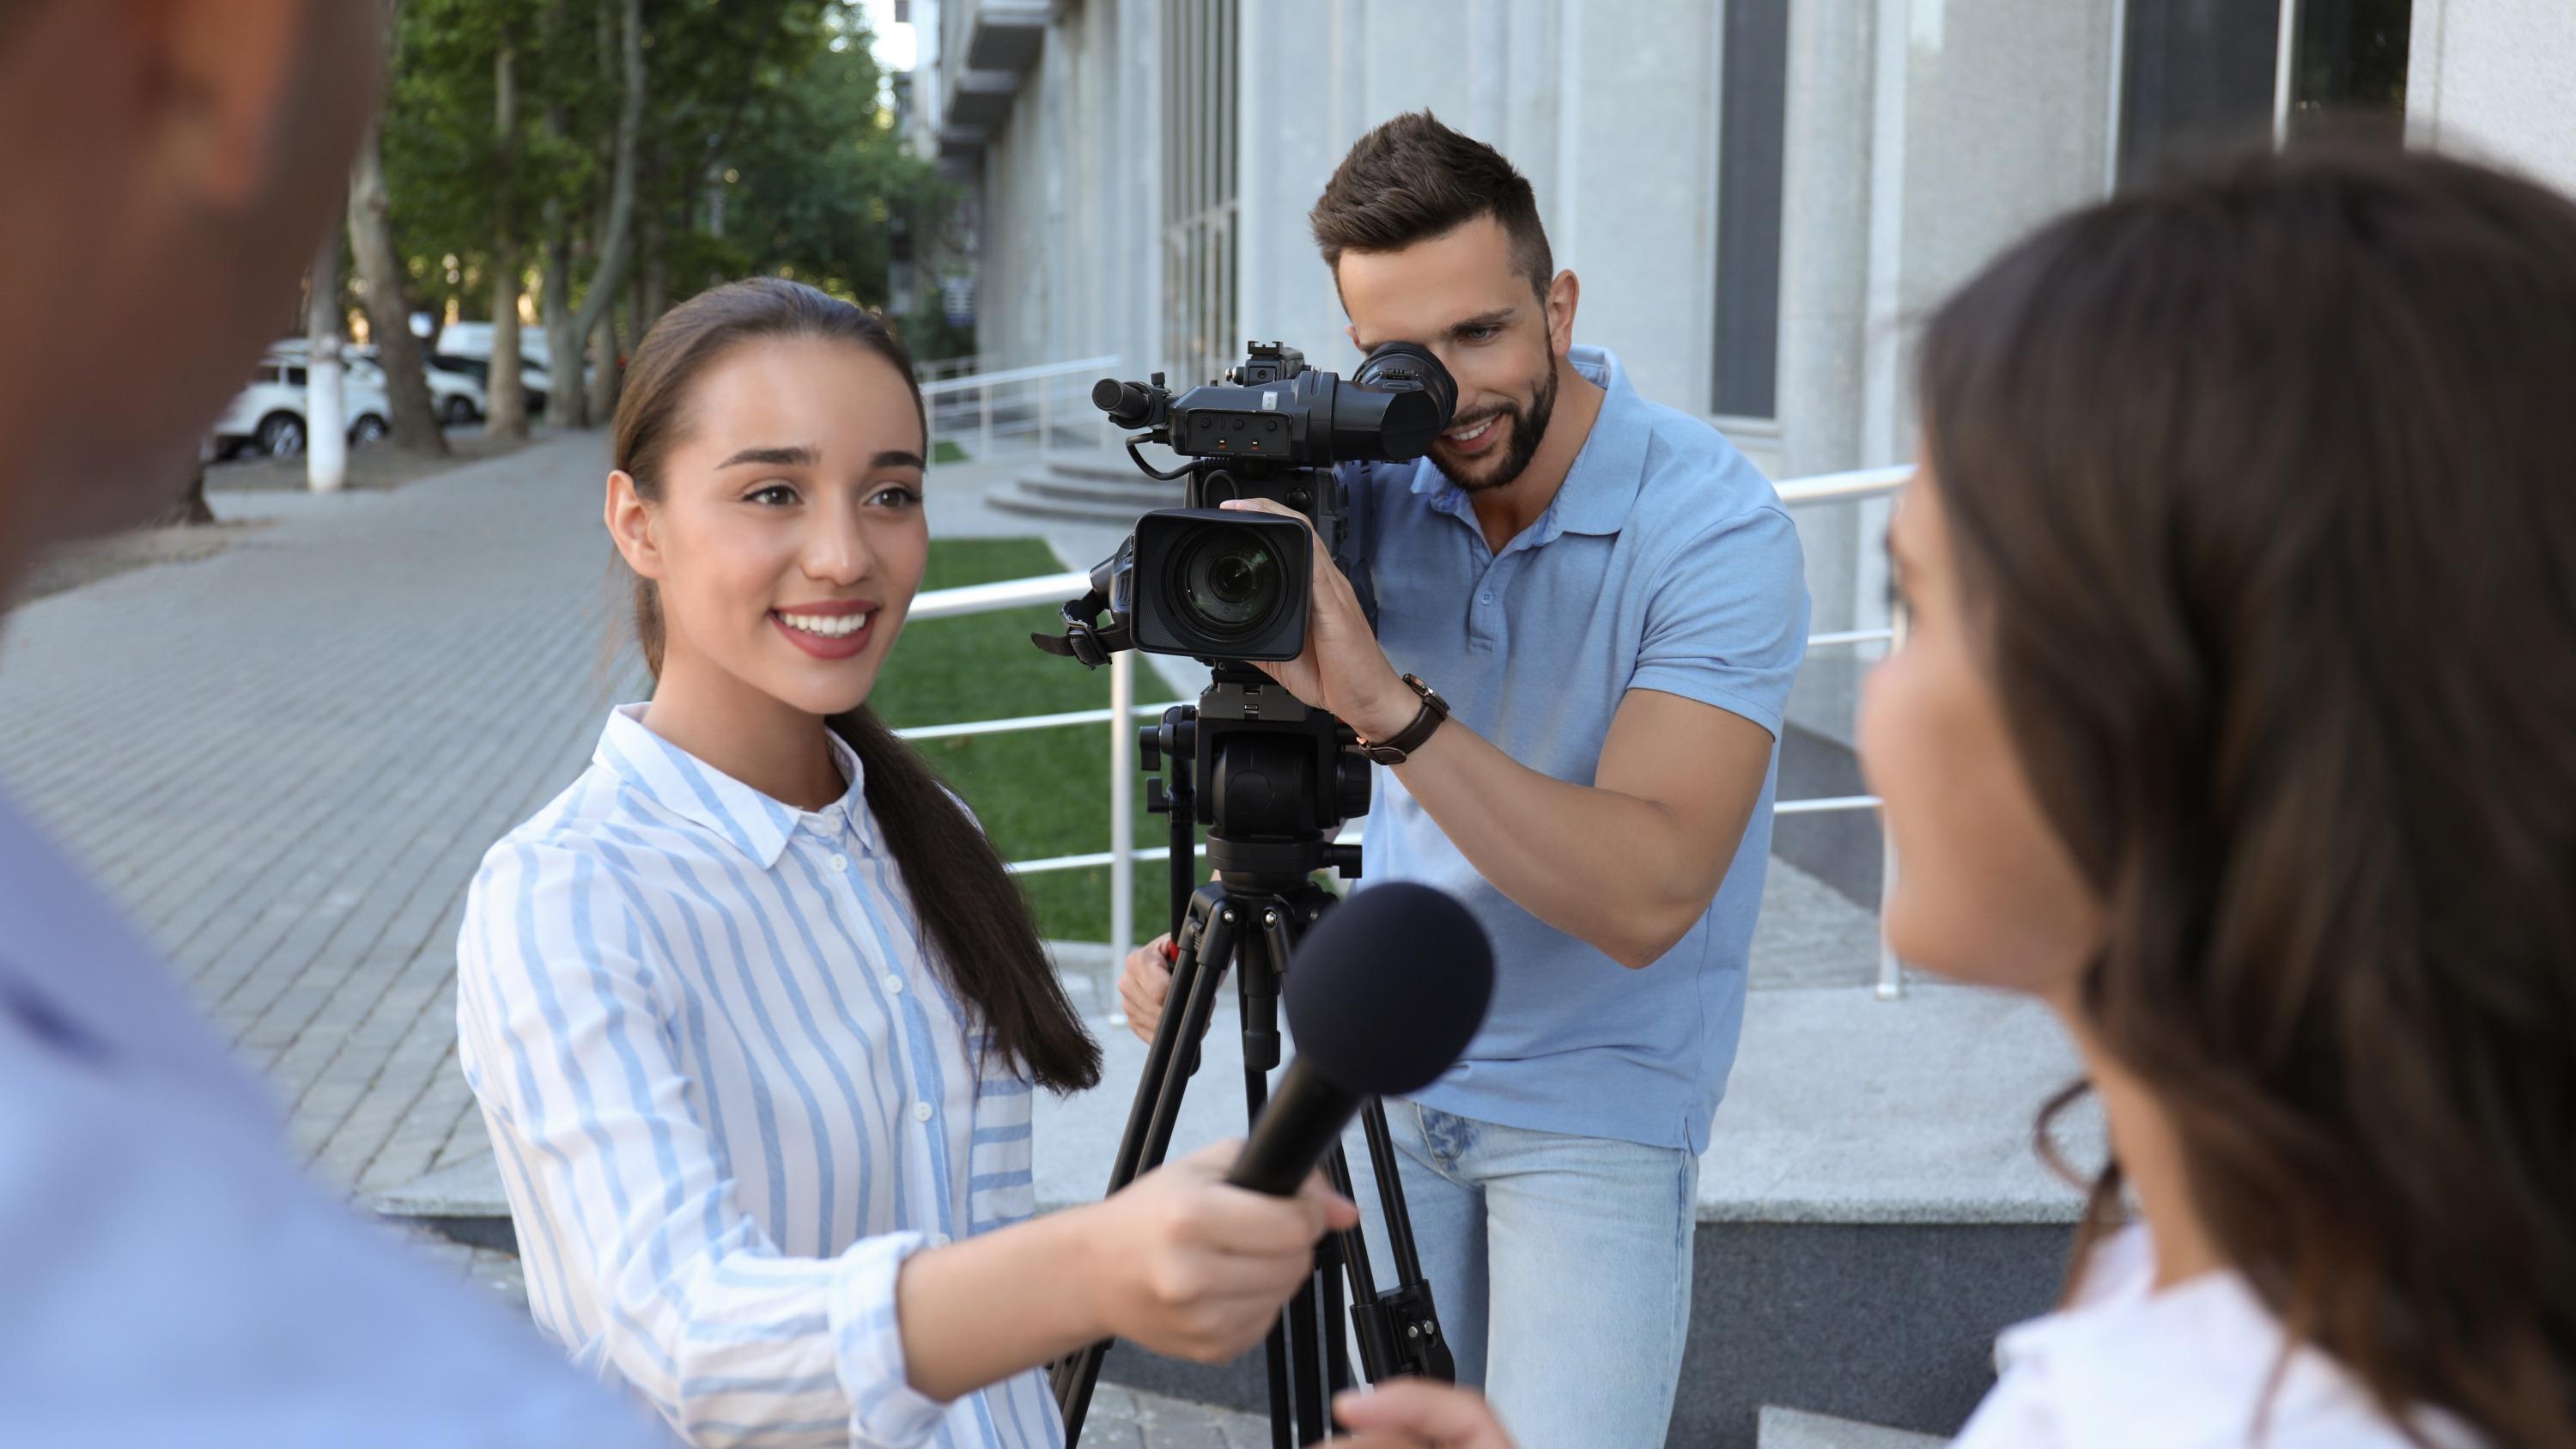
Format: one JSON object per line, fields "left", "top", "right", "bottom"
{"left": 1406, "top": 344, "right": 1648, "bottom": 545}
{"left": 593, "top": 703, "right": 866, "bottom": 870}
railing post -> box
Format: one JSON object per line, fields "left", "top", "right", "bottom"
{"left": 1038, "top": 376, "right": 1053, "bottom": 454}
{"left": 980, "top": 382, "right": 994, "bottom": 458}
{"left": 1874, "top": 597, "right": 1911, "bottom": 1001}
{"left": 1109, "top": 649, "right": 1136, "bottom": 964}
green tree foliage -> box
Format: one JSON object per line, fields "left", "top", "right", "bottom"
{"left": 380, "top": 0, "right": 958, "bottom": 355}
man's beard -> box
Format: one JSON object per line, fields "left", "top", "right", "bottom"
{"left": 1446, "top": 361, "right": 1558, "bottom": 494}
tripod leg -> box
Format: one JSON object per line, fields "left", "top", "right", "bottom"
{"left": 1239, "top": 965, "right": 1295, "bottom": 1449}
{"left": 1056, "top": 891, "right": 1242, "bottom": 1440}
{"left": 1350, "top": 1098, "right": 1457, "bottom": 1383}
{"left": 1361, "top": 1101, "right": 1431, "bottom": 1293}
{"left": 1290, "top": 1275, "right": 1328, "bottom": 1446}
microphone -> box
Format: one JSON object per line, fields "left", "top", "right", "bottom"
{"left": 1228, "top": 883, "right": 1494, "bottom": 1196}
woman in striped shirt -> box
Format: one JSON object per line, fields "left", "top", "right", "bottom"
{"left": 456, "top": 277, "right": 1354, "bottom": 1449}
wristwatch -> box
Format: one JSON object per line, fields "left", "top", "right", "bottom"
{"left": 1356, "top": 674, "right": 1450, "bottom": 765}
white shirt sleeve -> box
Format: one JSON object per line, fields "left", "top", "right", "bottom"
{"left": 456, "top": 838, "right": 951, "bottom": 1449}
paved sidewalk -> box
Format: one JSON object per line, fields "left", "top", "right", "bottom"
{"left": 0, "top": 431, "right": 645, "bottom": 1200}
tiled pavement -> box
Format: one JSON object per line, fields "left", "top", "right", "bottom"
{"left": 0, "top": 431, "right": 643, "bottom": 1201}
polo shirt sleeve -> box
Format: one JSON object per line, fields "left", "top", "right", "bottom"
{"left": 1625, "top": 503, "right": 1810, "bottom": 738}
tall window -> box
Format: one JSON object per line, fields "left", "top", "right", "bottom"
{"left": 1710, "top": 0, "right": 1788, "bottom": 420}
{"left": 1163, "top": 0, "right": 1238, "bottom": 390}
{"left": 2119, "top": 0, "right": 2412, "bottom": 188}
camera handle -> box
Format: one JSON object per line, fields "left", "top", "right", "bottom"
{"left": 1030, "top": 587, "right": 1133, "bottom": 669}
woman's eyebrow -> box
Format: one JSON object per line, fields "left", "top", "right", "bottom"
{"left": 872, "top": 449, "right": 926, "bottom": 472}
{"left": 715, "top": 443, "right": 818, "bottom": 469}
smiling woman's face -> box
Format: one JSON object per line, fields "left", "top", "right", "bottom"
{"left": 612, "top": 333, "right": 930, "bottom": 720}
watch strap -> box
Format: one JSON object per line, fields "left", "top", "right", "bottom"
{"left": 1359, "top": 675, "right": 1449, "bottom": 764}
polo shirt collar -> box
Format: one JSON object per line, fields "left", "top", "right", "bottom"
{"left": 593, "top": 703, "right": 866, "bottom": 869}
{"left": 1406, "top": 344, "right": 1648, "bottom": 544}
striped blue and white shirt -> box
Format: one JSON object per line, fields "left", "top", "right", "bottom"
{"left": 456, "top": 704, "right": 1058, "bottom": 1449}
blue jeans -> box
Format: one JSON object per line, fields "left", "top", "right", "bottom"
{"left": 1347, "top": 1101, "right": 1701, "bottom": 1449}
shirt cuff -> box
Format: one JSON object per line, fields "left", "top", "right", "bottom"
{"left": 825, "top": 1230, "right": 950, "bottom": 1449}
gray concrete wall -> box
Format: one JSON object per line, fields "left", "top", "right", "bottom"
{"left": 976, "top": 0, "right": 1163, "bottom": 378}
{"left": 1235, "top": 0, "right": 1722, "bottom": 413}
{"left": 2407, "top": 0, "right": 2576, "bottom": 197}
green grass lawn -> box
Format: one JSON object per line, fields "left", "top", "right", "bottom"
{"left": 869, "top": 537, "right": 1187, "bottom": 942}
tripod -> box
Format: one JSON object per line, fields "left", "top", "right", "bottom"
{"left": 1051, "top": 685, "right": 1455, "bottom": 1447}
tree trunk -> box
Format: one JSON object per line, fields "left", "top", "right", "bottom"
{"left": 161, "top": 463, "right": 216, "bottom": 527}
{"left": 586, "top": 311, "right": 620, "bottom": 421}
{"left": 538, "top": 0, "right": 586, "bottom": 429}
{"left": 307, "top": 227, "right": 349, "bottom": 492}
{"left": 542, "top": 228, "right": 585, "bottom": 429}
{"left": 348, "top": 119, "right": 448, "bottom": 455}
{"left": 639, "top": 209, "right": 668, "bottom": 333}
{"left": 569, "top": 0, "right": 645, "bottom": 355}
{"left": 486, "top": 34, "right": 528, "bottom": 439}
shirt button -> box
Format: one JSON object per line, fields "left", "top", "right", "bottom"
{"left": 912, "top": 1102, "right": 933, "bottom": 1123}
{"left": 1479, "top": 591, "right": 1495, "bottom": 605}
{"left": 884, "top": 973, "right": 905, "bottom": 995}
{"left": 829, "top": 853, "right": 850, "bottom": 874}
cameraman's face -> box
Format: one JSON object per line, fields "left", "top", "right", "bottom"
{"left": 1339, "top": 216, "right": 1571, "bottom": 493}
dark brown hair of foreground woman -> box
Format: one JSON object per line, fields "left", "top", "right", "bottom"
{"left": 611, "top": 277, "right": 1101, "bottom": 1093}
{"left": 1922, "top": 143, "right": 2576, "bottom": 1443}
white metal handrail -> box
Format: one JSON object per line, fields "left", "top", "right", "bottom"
{"left": 900, "top": 462, "right": 1914, "bottom": 991}
{"left": 919, "top": 354, "right": 1126, "bottom": 461}
{"left": 917, "top": 355, "right": 1121, "bottom": 395}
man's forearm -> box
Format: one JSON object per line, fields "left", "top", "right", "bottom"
{"left": 1387, "top": 721, "right": 1735, "bottom": 970}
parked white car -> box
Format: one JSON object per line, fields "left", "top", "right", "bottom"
{"left": 211, "top": 352, "right": 391, "bottom": 460}
{"left": 434, "top": 320, "right": 562, "bottom": 411}
{"left": 266, "top": 339, "right": 489, "bottom": 427}
{"left": 349, "top": 346, "right": 487, "bottom": 425}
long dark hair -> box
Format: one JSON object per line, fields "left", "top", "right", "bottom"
{"left": 1919, "top": 144, "right": 2576, "bottom": 1443}
{"left": 611, "top": 277, "right": 1100, "bottom": 1094}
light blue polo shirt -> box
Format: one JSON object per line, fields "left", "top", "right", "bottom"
{"left": 1344, "top": 344, "right": 1808, "bottom": 1154}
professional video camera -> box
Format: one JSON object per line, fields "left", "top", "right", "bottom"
{"left": 1034, "top": 339, "right": 1455, "bottom": 665}
{"left": 1033, "top": 341, "right": 1467, "bottom": 1445}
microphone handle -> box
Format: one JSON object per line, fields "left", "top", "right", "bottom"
{"left": 1226, "top": 1061, "right": 1360, "bottom": 1196}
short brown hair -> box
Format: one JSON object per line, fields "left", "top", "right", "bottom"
{"left": 1309, "top": 112, "right": 1553, "bottom": 299}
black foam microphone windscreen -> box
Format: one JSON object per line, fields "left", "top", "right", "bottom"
{"left": 1227, "top": 883, "right": 1493, "bottom": 1196}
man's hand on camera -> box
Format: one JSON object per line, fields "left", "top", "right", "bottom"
{"left": 1216, "top": 498, "right": 1417, "bottom": 742}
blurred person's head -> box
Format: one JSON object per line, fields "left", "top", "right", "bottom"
{"left": 0, "top": 0, "right": 380, "bottom": 580}
{"left": 606, "top": 276, "right": 1099, "bottom": 1093}
{"left": 1860, "top": 143, "right": 2576, "bottom": 1441}
{"left": 1310, "top": 112, "right": 1573, "bottom": 493}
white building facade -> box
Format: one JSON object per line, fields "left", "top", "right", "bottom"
{"left": 917, "top": 0, "right": 2573, "bottom": 746}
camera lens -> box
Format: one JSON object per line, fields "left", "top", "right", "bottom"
{"left": 1176, "top": 526, "right": 1284, "bottom": 636}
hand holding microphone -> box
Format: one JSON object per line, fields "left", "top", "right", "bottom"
{"left": 1226, "top": 882, "right": 1493, "bottom": 1196}
{"left": 1081, "top": 1140, "right": 1358, "bottom": 1365}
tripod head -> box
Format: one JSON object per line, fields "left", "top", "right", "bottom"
{"left": 1144, "top": 663, "right": 1370, "bottom": 889}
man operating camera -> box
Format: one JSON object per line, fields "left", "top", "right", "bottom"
{"left": 1121, "top": 113, "right": 1811, "bottom": 1446}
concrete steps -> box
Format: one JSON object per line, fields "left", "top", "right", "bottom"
{"left": 988, "top": 450, "right": 1182, "bottom": 525}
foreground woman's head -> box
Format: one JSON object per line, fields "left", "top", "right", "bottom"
{"left": 1862, "top": 144, "right": 2576, "bottom": 1440}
